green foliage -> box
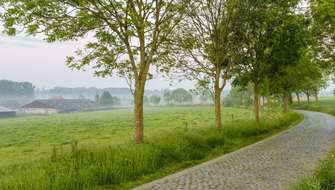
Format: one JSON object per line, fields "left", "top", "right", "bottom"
{"left": 143, "top": 96, "right": 149, "bottom": 105}
{"left": 224, "top": 85, "right": 253, "bottom": 107}
{"left": 99, "top": 91, "right": 120, "bottom": 106}
{"left": 0, "top": 107, "right": 300, "bottom": 190}
{"left": 163, "top": 90, "right": 173, "bottom": 105}
{"left": 1, "top": 0, "right": 188, "bottom": 83}
{"left": 292, "top": 178, "right": 322, "bottom": 190}
{"left": 198, "top": 90, "right": 213, "bottom": 104}
{"left": 292, "top": 99, "right": 335, "bottom": 116}
{"left": 171, "top": 88, "right": 193, "bottom": 103}
{"left": 232, "top": 0, "right": 302, "bottom": 90}
{"left": 292, "top": 151, "right": 335, "bottom": 190}
{"left": 149, "top": 96, "right": 161, "bottom": 105}
{"left": 0, "top": 80, "right": 34, "bottom": 98}
{"left": 311, "top": 0, "right": 335, "bottom": 74}
{"left": 267, "top": 14, "right": 312, "bottom": 94}
{"left": 171, "top": 0, "right": 240, "bottom": 94}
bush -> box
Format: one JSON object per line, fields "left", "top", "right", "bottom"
{"left": 150, "top": 96, "right": 161, "bottom": 105}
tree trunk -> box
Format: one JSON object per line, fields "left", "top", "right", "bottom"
{"left": 214, "top": 82, "right": 222, "bottom": 129}
{"left": 296, "top": 92, "right": 300, "bottom": 103}
{"left": 254, "top": 82, "right": 260, "bottom": 123}
{"left": 283, "top": 91, "right": 289, "bottom": 113}
{"left": 315, "top": 91, "right": 319, "bottom": 103}
{"left": 134, "top": 81, "right": 145, "bottom": 143}
{"left": 288, "top": 93, "right": 293, "bottom": 104}
{"left": 306, "top": 93, "right": 310, "bottom": 104}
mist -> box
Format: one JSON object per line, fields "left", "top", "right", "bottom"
{"left": 0, "top": 35, "right": 195, "bottom": 90}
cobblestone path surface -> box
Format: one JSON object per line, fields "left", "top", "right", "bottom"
{"left": 133, "top": 111, "right": 335, "bottom": 190}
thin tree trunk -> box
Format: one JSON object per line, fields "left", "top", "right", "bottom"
{"left": 288, "top": 93, "right": 293, "bottom": 104}
{"left": 214, "top": 81, "right": 222, "bottom": 129}
{"left": 254, "top": 82, "right": 260, "bottom": 123}
{"left": 306, "top": 93, "right": 310, "bottom": 104}
{"left": 134, "top": 81, "right": 145, "bottom": 143}
{"left": 315, "top": 91, "right": 319, "bottom": 103}
{"left": 283, "top": 91, "right": 289, "bottom": 113}
{"left": 296, "top": 92, "right": 300, "bottom": 103}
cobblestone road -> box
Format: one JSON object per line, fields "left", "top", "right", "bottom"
{"left": 133, "top": 111, "right": 335, "bottom": 190}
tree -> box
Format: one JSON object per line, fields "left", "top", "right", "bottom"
{"left": 1, "top": 0, "right": 188, "bottom": 143}
{"left": 143, "top": 96, "right": 149, "bottom": 105}
{"left": 150, "top": 95, "right": 161, "bottom": 105}
{"left": 232, "top": 0, "right": 300, "bottom": 122}
{"left": 311, "top": 0, "right": 335, "bottom": 76}
{"left": 99, "top": 91, "right": 120, "bottom": 106}
{"left": 171, "top": 88, "right": 193, "bottom": 104}
{"left": 224, "top": 85, "right": 253, "bottom": 107}
{"left": 163, "top": 90, "right": 173, "bottom": 105}
{"left": 170, "top": 0, "right": 240, "bottom": 129}
{"left": 266, "top": 14, "right": 309, "bottom": 113}
{"left": 0, "top": 80, "right": 34, "bottom": 99}
{"left": 198, "top": 89, "right": 213, "bottom": 105}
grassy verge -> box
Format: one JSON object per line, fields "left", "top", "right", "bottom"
{"left": 291, "top": 99, "right": 335, "bottom": 116}
{"left": 292, "top": 149, "right": 335, "bottom": 190}
{"left": 0, "top": 108, "right": 300, "bottom": 190}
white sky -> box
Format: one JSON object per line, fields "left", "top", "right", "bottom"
{"left": 0, "top": 34, "right": 195, "bottom": 90}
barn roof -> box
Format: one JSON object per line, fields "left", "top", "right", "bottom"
{"left": 22, "top": 99, "right": 97, "bottom": 112}
{"left": 22, "top": 101, "right": 55, "bottom": 109}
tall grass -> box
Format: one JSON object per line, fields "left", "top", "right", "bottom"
{"left": 292, "top": 152, "right": 335, "bottom": 190}
{"left": 291, "top": 99, "right": 335, "bottom": 116}
{"left": 0, "top": 112, "right": 300, "bottom": 190}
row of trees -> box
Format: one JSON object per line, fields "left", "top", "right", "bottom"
{"left": 1, "top": 0, "right": 334, "bottom": 142}
{"left": 0, "top": 80, "right": 34, "bottom": 98}
{"left": 144, "top": 88, "right": 194, "bottom": 105}
{"left": 163, "top": 88, "right": 193, "bottom": 105}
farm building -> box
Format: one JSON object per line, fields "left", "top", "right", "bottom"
{"left": 20, "top": 99, "right": 97, "bottom": 115}
{"left": 0, "top": 107, "right": 16, "bottom": 118}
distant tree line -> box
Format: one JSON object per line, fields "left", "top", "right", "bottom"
{"left": 0, "top": 80, "right": 34, "bottom": 98}
{"left": 163, "top": 88, "right": 193, "bottom": 105}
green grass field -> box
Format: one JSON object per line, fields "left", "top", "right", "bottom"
{"left": 0, "top": 106, "right": 300, "bottom": 190}
{"left": 292, "top": 98, "right": 335, "bottom": 116}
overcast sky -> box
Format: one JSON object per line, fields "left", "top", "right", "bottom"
{"left": 0, "top": 34, "right": 195, "bottom": 90}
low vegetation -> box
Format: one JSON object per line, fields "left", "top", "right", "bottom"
{"left": 292, "top": 98, "right": 335, "bottom": 116}
{"left": 0, "top": 106, "right": 300, "bottom": 190}
{"left": 292, "top": 149, "right": 335, "bottom": 190}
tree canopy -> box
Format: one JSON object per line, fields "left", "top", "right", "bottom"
{"left": 1, "top": 0, "right": 189, "bottom": 142}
